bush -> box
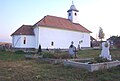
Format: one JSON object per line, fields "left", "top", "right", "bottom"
{"left": 89, "top": 57, "right": 110, "bottom": 64}
{"left": 0, "top": 46, "right": 6, "bottom": 52}
{"left": 15, "top": 50, "right": 25, "bottom": 54}
{"left": 95, "top": 57, "right": 110, "bottom": 62}
{"left": 60, "top": 53, "right": 69, "bottom": 59}
{"left": 41, "top": 51, "right": 70, "bottom": 59}
{"left": 54, "top": 53, "right": 70, "bottom": 59}
{"left": 42, "top": 52, "right": 55, "bottom": 58}
{"left": 1, "top": 49, "right": 6, "bottom": 52}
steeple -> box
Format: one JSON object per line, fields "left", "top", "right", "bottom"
{"left": 67, "top": 1, "right": 79, "bottom": 23}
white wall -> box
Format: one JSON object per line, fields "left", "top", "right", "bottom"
{"left": 12, "top": 35, "right": 35, "bottom": 48}
{"left": 12, "top": 27, "right": 90, "bottom": 49}
{"left": 68, "top": 11, "right": 79, "bottom": 23}
{"left": 34, "top": 27, "right": 40, "bottom": 49}
{"left": 39, "top": 27, "right": 90, "bottom": 49}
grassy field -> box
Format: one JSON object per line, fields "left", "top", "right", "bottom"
{"left": 0, "top": 49, "right": 120, "bottom": 81}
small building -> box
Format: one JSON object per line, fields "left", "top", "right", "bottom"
{"left": 11, "top": 3, "right": 92, "bottom": 50}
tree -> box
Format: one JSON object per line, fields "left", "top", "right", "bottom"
{"left": 107, "top": 36, "right": 120, "bottom": 48}
{"left": 98, "top": 27, "right": 105, "bottom": 42}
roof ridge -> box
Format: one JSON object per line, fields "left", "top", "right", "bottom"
{"left": 33, "top": 15, "right": 68, "bottom": 26}
{"left": 33, "top": 16, "right": 46, "bottom": 26}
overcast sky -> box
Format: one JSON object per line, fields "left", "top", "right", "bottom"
{"left": 0, "top": 0, "right": 120, "bottom": 42}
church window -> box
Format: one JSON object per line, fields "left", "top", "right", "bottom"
{"left": 69, "top": 13, "right": 71, "bottom": 16}
{"left": 23, "top": 37, "right": 26, "bottom": 44}
{"left": 75, "top": 13, "right": 77, "bottom": 16}
{"left": 51, "top": 41, "right": 54, "bottom": 46}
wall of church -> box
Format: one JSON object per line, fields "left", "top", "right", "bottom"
{"left": 12, "top": 35, "right": 35, "bottom": 48}
{"left": 39, "top": 27, "right": 90, "bottom": 49}
{"left": 34, "top": 27, "right": 40, "bottom": 49}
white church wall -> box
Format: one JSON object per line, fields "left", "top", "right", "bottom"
{"left": 81, "top": 33, "right": 91, "bottom": 47}
{"left": 12, "top": 35, "right": 35, "bottom": 48}
{"left": 39, "top": 27, "right": 90, "bottom": 49}
{"left": 12, "top": 35, "right": 21, "bottom": 48}
{"left": 34, "top": 27, "right": 40, "bottom": 49}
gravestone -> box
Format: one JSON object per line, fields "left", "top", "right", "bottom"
{"left": 78, "top": 40, "right": 83, "bottom": 50}
{"left": 99, "top": 41, "right": 112, "bottom": 60}
{"left": 68, "top": 44, "right": 77, "bottom": 58}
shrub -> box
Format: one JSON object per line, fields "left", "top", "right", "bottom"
{"left": 42, "top": 51, "right": 70, "bottom": 59}
{"left": 89, "top": 57, "right": 110, "bottom": 64}
{"left": 95, "top": 57, "right": 110, "bottom": 62}
{"left": 58, "top": 53, "right": 70, "bottom": 59}
{"left": 53, "top": 53, "right": 69, "bottom": 59}
{"left": 42, "top": 52, "right": 55, "bottom": 58}
{"left": 0, "top": 46, "right": 6, "bottom": 52}
{"left": 1, "top": 49, "right": 6, "bottom": 52}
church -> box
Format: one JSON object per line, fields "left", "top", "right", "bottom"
{"left": 11, "top": 3, "right": 92, "bottom": 50}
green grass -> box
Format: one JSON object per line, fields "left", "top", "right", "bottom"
{"left": 0, "top": 51, "right": 24, "bottom": 61}
{"left": 0, "top": 49, "right": 120, "bottom": 81}
{"left": 77, "top": 50, "right": 100, "bottom": 58}
{"left": 77, "top": 49, "right": 120, "bottom": 60}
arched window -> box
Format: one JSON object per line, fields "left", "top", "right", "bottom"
{"left": 75, "top": 13, "right": 77, "bottom": 16}
{"left": 23, "top": 37, "right": 26, "bottom": 44}
{"left": 51, "top": 41, "right": 54, "bottom": 46}
{"left": 69, "top": 13, "right": 71, "bottom": 16}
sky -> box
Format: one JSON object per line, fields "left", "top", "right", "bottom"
{"left": 0, "top": 0, "right": 120, "bottom": 42}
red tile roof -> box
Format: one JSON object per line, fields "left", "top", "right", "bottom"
{"left": 34, "top": 15, "right": 92, "bottom": 33}
{"left": 11, "top": 15, "right": 92, "bottom": 36}
{"left": 11, "top": 25, "right": 34, "bottom": 36}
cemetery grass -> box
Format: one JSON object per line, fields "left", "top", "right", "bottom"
{"left": 0, "top": 49, "right": 120, "bottom": 81}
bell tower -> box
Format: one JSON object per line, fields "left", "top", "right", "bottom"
{"left": 67, "top": 1, "right": 79, "bottom": 23}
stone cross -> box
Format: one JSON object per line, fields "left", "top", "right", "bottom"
{"left": 99, "top": 41, "right": 112, "bottom": 60}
